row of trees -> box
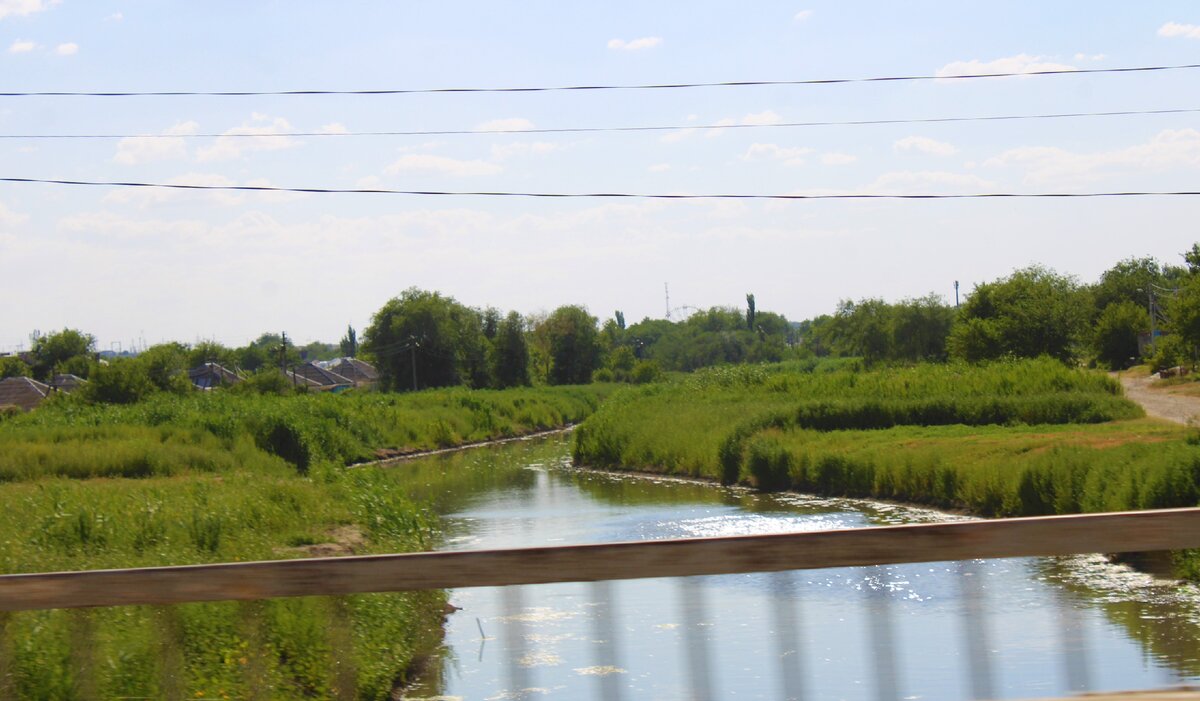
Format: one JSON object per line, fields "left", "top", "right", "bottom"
{"left": 798, "top": 246, "right": 1200, "bottom": 370}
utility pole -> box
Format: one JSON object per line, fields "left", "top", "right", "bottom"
{"left": 954, "top": 281, "right": 960, "bottom": 308}
{"left": 664, "top": 282, "right": 671, "bottom": 320}
{"left": 278, "top": 331, "right": 289, "bottom": 372}
{"left": 1148, "top": 286, "right": 1157, "bottom": 355}
{"left": 409, "top": 336, "right": 419, "bottom": 392}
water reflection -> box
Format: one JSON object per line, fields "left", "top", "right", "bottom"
{"left": 396, "top": 435, "right": 1200, "bottom": 700}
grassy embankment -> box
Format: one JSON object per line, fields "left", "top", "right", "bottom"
{"left": 573, "top": 359, "right": 1200, "bottom": 580}
{"left": 0, "top": 384, "right": 609, "bottom": 700}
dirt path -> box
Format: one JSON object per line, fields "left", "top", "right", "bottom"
{"left": 1117, "top": 373, "right": 1200, "bottom": 425}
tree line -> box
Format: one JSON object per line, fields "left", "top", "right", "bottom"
{"left": 800, "top": 244, "right": 1200, "bottom": 370}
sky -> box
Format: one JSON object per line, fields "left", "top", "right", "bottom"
{"left": 1, "top": 1, "right": 1199, "bottom": 353}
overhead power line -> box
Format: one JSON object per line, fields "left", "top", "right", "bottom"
{"left": 3, "top": 177, "right": 1199, "bottom": 200}
{"left": 1, "top": 63, "right": 1197, "bottom": 98}
{"left": 3, "top": 107, "right": 1199, "bottom": 140}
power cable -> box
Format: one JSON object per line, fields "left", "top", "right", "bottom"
{"left": 3, "top": 177, "right": 1199, "bottom": 200}
{"left": 1, "top": 63, "right": 1197, "bottom": 97}
{"left": 4, "top": 107, "right": 1199, "bottom": 140}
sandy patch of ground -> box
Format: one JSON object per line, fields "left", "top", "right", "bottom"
{"left": 1118, "top": 372, "right": 1200, "bottom": 425}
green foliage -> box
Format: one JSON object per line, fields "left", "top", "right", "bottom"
{"left": 543, "top": 305, "right": 601, "bottom": 385}
{"left": 231, "top": 368, "right": 295, "bottom": 396}
{"left": 339, "top": 324, "right": 358, "bottom": 358}
{"left": 949, "top": 266, "right": 1086, "bottom": 362}
{"left": 490, "top": 311, "right": 530, "bottom": 388}
{"left": 1, "top": 385, "right": 610, "bottom": 481}
{"left": 574, "top": 358, "right": 1137, "bottom": 481}
{"left": 1093, "top": 301, "right": 1149, "bottom": 369}
{"left": 0, "top": 355, "right": 30, "bottom": 379}
{"left": 802, "top": 294, "right": 953, "bottom": 363}
{"left": 30, "top": 328, "right": 95, "bottom": 381}
{"left": 136, "top": 343, "right": 192, "bottom": 393}
{"left": 82, "top": 358, "right": 155, "bottom": 404}
{"left": 363, "top": 288, "right": 487, "bottom": 391}
{"left": 1167, "top": 274, "right": 1200, "bottom": 360}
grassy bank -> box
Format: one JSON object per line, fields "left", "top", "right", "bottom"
{"left": 0, "top": 384, "right": 612, "bottom": 699}
{"left": 573, "top": 359, "right": 1200, "bottom": 579}
{"left": 1, "top": 384, "right": 610, "bottom": 481}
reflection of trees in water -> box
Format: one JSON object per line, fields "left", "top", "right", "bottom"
{"left": 1035, "top": 557, "right": 1200, "bottom": 679}
{"left": 383, "top": 437, "right": 547, "bottom": 516}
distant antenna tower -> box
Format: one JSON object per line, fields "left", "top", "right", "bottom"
{"left": 665, "top": 282, "right": 671, "bottom": 320}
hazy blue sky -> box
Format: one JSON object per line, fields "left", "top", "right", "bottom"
{"left": 2, "top": 1, "right": 1199, "bottom": 351}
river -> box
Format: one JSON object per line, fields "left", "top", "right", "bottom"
{"left": 396, "top": 434, "right": 1200, "bottom": 700}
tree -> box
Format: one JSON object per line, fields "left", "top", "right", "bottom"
{"left": 746, "top": 294, "right": 756, "bottom": 330}
{"left": 137, "top": 343, "right": 191, "bottom": 393}
{"left": 0, "top": 356, "right": 30, "bottom": 379}
{"left": 1093, "top": 301, "right": 1149, "bottom": 369}
{"left": 541, "top": 305, "right": 601, "bottom": 385}
{"left": 490, "top": 311, "right": 530, "bottom": 388}
{"left": 339, "top": 326, "right": 358, "bottom": 358}
{"left": 187, "top": 340, "right": 233, "bottom": 369}
{"left": 30, "top": 328, "right": 95, "bottom": 381}
{"left": 1090, "top": 256, "right": 1182, "bottom": 316}
{"left": 948, "top": 266, "right": 1086, "bottom": 363}
{"left": 83, "top": 359, "right": 153, "bottom": 404}
{"left": 362, "top": 288, "right": 487, "bottom": 391}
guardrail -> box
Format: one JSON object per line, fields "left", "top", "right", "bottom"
{"left": 1, "top": 507, "right": 1198, "bottom": 700}
{"left": 2, "top": 508, "right": 1198, "bottom": 611}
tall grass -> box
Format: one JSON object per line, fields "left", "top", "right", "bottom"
{"left": 0, "top": 384, "right": 610, "bottom": 481}
{"left": 0, "top": 384, "right": 613, "bottom": 698}
{"left": 574, "top": 358, "right": 1141, "bottom": 479}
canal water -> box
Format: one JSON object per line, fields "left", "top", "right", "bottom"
{"left": 397, "top": 434, "right": 1200, "bottom": 700}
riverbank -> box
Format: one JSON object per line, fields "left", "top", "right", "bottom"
{"left": 0, "top": 383, "right": 614, "bottom": 699}
{"left": 572, "top": 360, "right": 1200, "bottom": 581}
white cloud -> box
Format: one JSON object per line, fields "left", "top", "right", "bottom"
{"left": 936, "top": 54, "right": 1076, "bottom": 78}
{"left": 106, "top": 12, "right": 123, "bottom": 21}
{"left": 384, "top": 153, "right": 502, "bottom": 177}
{"left": 821, "top": 152, "right": 857, "bottom": 165}
{"left": 0, "top": 0, "right": 58, "bottom": 21}
{"left": 1158, "top": 22, "right": 1200, "bottom": 39}
{"left": 648, "top": 163, "right": 671, "bottom": 173}
{"left": 319, "top": 123, "right": 347, "bottom": 134}
{"left": 863, "top": 170, "right": 997, "bottom": 193}
{"left": 103, "top": 173, "right": 247, "bottom": 208}
{"left": 1073, "top": 52, "right": 1106, "bottom": 61}
{"left": 113, "top": 121, "right": 199, "bottom": 165}
{"left": 741, "top": 143, "right": 813, "bottom": 166}
{"left": 475, "top": 117, "right": 535, "bottom": 132}
{"left": 607, "top": 36, "right": 662, "bottom": 51}
{"left": 893, "top": 136, "right": 958, "bottom": 156}
{"left": 490, "top": 141, "right": 558, "bottom": 160}
{"left": 793, "top": 9, "right": 813, "bottom": 22}
{"left": 196, "top": 114, "right": 299, "bottom": 162}
{"left": 54, "top": 42, "right": 77, "bottom": 55}
{"left": 983, "top": 128, "right": 1200, "bottom": 185}
{"left": 0, "top": 200, "right": 29, "bottom": 227}
{"left": 7, "top": 39, "right": 33, "bottom": 53}
{"left": 685, "top": 110, "right": 784, "bottom": 140}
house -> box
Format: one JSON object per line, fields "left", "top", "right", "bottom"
{"left": 328, "top": 357, "right": 379, "bottom": 388}
{"left": 50, "top": 374, "right": 87, "bottom": 393}
{"left": 0, "top": 376, "right": 52, "bottom": 412}
{"left": 188, "top": 363, "right": 242, "bottom": 390}
{"left": 291, "top": 362, "right": 354, "bottom": 392}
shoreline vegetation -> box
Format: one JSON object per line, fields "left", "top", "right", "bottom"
{"left": 0, "top": 384, "right": 611, "bottom": 700}
{"left": 572, "top": 358, "right": 1200, "bottom": 581}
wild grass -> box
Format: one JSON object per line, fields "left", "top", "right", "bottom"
{"left": 0, "top": 384, "right": 610, "bottom": 481}
{"left": 573, "top": 358, "right": 1200, "bottom": 579}
{"left": 574, "top": 358, "right": 1141, "bottom": 479}
{"left": 0, "top": 384, "right": 613, "bottom": 698}
{"left": 0, "top": 450, "right": 530, "bottom": 699}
